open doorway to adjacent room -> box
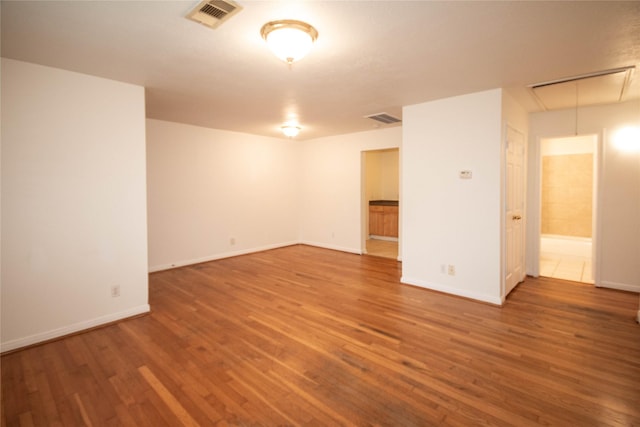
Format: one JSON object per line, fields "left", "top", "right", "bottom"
{"left": 362, "top": 148, "right": 399, "bottom": 259}
{"left": 539, "top": 134, "right": 597, "bottom": 284}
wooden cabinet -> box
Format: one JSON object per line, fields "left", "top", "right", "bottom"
{"left": 383, "top": 206, "right": 398, "bottom": 237}
{"left": 369, "top": 206, "right": 385, "bottom": 236}
{"left": 369, "top": 204, "right": 398, "bottom": 238}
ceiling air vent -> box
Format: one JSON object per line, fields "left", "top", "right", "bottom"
{"left": 365, "top": 113, "right": 402, "bottom": 124}
{"left": 186, "top": 0, "right": 242, "bottom": 29}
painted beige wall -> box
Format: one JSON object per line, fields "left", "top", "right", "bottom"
{"left": 365, "top": 149, "right": 399, "bottom": 201}
{"left": 146, "top": 119, "right": 300, "bottom": 272}
{"left": 1, "top": 59, "right": 149, "bottom": 352}
{"left": 298, "top": 127, "right": 401, "bottom": 254}
{"left": 146, "top": 123, "right": 401, "bottom": 268}
{"left": 541, "top": 153, "right": 593, "bottom": 237}
{"left": 403, "top": 89, "right": 504, "bottom": 304}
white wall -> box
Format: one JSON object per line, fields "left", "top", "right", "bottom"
{"left": 1, "top": 59, "right": 149, "bottom": 352}
{"left": 528, "top": 100, "right": 640, "bottom": 292}
{"left": 147, "top": 122, "right": 401, "bottom": 269}
{"left": 298, "top": 127, "right": 401, "bottom": 253}
{"left": 146, "top": 119, "right": 300, "bottom": 271}
{"left": 541, "top": 135, "right": 595, "bottom": 156}
{"left": 402, "top": 89, "right": 503, "bottom": 304}
{"left": 502, "top": 90, "right": 529, "bottom": 136}
{"left": 365, "top": 149, "right": 399, "bottom": 201}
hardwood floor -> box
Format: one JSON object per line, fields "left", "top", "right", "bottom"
{"left": 2, "top": 245, "right": 639, "bottom": 426}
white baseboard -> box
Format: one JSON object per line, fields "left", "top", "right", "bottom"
{"left": 0, "top": 304, "right": 150, "bottom": 353}
{"left": 596, "top": 281, "right": 640, "bottom": 293}
{"left": 148, "top": 241, "right": 299, "bottom": 273}
{"left": 401, "top": 276, "right": 502, "bottom": 306}
{"left": 149, "top": 241, "right": 370, "bottom": 274}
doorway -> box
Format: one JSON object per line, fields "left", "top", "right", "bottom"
{"left": 362, "top": 148, "right": 399, "bottom": 259}
{"left": 539, "top": 135, "right": 597, "bottom": 284}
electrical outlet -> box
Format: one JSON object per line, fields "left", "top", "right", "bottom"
{"left": 440, "top": 264, "right": 446, "bottom": 274}
{"left": 230, "top": 237, "right": 236, "bottom": 245}
{"left": 111, "top": 285, "right": 120, "bottom": 298}
{"left": 447, "top": 265, "right": 455, "bottom": 276}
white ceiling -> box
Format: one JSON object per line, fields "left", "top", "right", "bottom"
{"left": 2, "top": 1, "right": 639, "bottom": 140}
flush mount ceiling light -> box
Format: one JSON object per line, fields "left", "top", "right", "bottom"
{"left": 261, "top": 20, "right": 318, "bottom": 64}
{"left": 281, "top": 124, "right": 301, "bottom": 138}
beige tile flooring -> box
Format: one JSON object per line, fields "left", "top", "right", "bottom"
{"left": 366, "top": 239, "right": 398, "bottom": 260}
{"left": 540, "top": 254, "right": 593, "bottom": 283}
{"left": 539, "top": 236, "right": 593, "bottom": 284}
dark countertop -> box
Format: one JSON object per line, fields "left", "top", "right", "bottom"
{"left": 369, "top": 200, "right": 399, "bottom": 206}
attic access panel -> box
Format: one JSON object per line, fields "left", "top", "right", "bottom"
{"left": 530, "top": 67, "right": 634, "bottom": 111}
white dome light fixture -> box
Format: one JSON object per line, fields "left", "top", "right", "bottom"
{"left": 261, "top": 20, "right": 318, "bottom": 64}
{"left": 281, "top": 124, "right": 301, "bottom": 138}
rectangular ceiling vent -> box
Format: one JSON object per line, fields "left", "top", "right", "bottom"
{"left": 186, "top": 0, "right": 242, "bottom": 29}
{"left": 365, "top": 113, "right": 402, "bottom": 124}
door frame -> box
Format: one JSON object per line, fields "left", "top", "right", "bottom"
{"left": 530, "top": 132, "right": 601, "bottom": 285}
{"left": 360, "top": 148, "right": 401, "bottom": 260}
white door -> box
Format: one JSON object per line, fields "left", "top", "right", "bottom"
{"left": 505, "top": 127, "right": 525, "bottom": 296}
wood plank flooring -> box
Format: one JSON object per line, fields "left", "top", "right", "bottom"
{"left": 2, "top": 244, "right": 639, "bottom": 426}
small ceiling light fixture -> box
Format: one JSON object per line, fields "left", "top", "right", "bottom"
{"left": 261, "top": 20, "right": 318, "bottom": 64}
{"left": 281, "top": 124, "right": 301, "bottom": 138}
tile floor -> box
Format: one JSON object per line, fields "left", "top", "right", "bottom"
{"left": 540, "top": 254, "right": 593, "bottom": 283}
{"left": 539, "top": 236, "right": 593, "bottom": 284}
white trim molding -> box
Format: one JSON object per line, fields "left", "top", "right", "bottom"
{"left": 596, "top": 281, "right": 640, "bottom": 294}
{"left": 401, "top": 276, "right": 503, "bottom": 306}
{"left": 148, "top": 241, "right": 299, "bottom": 273}
{"left": 149, "top": 241, "right": 366, "bottom": 273}
{"left": 1, "top": 305, "right": 150, "bottom": 353}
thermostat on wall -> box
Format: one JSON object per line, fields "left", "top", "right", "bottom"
{"left": 459, "top": 170, "right": 473, "bottom": 179}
